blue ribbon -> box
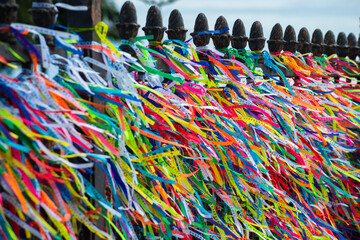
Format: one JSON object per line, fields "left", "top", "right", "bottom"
{"left": 54, "top": 37, "right": 84, "bottom": 56}
{"left": 11, "top": 27, "right": 42, "bottom": 60}
{"left": 263, "top": 50, "right": 295, "bottom": 96}
{"left": 49, "top": 24, "right": 83, "bottom": 42}
{"left": 186, "top": 27, "right": 230, "bottom": 43}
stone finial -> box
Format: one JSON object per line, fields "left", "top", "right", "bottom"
{"left": 297, "top": 27, "right": 310, "bottom": 54}
{"left": 311, "top": 29, "right": 324, "bottom": 56}
{"left": 190, "top": 13, "right": 211, "bottom": 47}
{"left": 142, "top": 5, "right": 166, "bottom": 43}
{"left": 117, "top": 1, "right": 140, "bottom": 58}
{"left": 28, "top": 0, "right": 59, "bottom": 47}
{"left": 117, "top": 1, "right": 140, "bottom": 40}
{"left": 212, "top": 16, "right": 230, "bottom": 49}
{"left": 347, "top": 33, "right": 357, "bottom": 60}
{"left": 336, "top": 32, "right": 349, "bottom": 58}
{"left": 267, "top": 23, "right": 285, "bottom": 53}
{"left": 324, "top": 30, "right": 336, "bottom": 56}
{"left": 166, "top": 9, "right": 187, "bottom": 42}
{"left": 283, "top": 25, "right": 297, "bottom": 53}
{"left": 28, "top": 0, "right": 58, "bottom": 27}
{"left": 0, "top": 0, "right": 18, "bottom": 24}
{"left": 231, "top": 19, "right": 247, "bottom": 49}
{"left": 248, "top": 21, "right": 265, "bottom": 52}
{"left": 0, "top": 0, "right": 18, "bottom": 43}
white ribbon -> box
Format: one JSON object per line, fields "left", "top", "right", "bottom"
{"left": 32, "top": 2, "right": 88, "bottom": 12}
{"left": 11, "top": 23, "right": 81, "bottom": 41}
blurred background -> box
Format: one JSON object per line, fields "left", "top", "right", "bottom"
{"left": 18, "top": 0, "right": 360, "bottom": 44}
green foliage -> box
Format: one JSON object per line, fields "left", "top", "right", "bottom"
{"left": 17, "top": 0, "right": 33, "bottom": 25}
{"left": 101, "top": 0, "right": 119, "bottom": 39}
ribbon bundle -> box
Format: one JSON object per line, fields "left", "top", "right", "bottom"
{"left": 0, "top": 22, "right": 360, "bottom": 240}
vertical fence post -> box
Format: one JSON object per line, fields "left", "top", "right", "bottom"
{"left": 66, "top": 0, "right": 101, "bottom": 42}
{"left": 117, "top": 0, "right": 139, "bottom": 57}
{"left": 347, "top": 33, "right": 357, "bottom": 82}
{"left": 0, "top": 0, "right": 18, "bottom": 44}
{"left": 297, "top": 27, "right": 310, "bottom": 54}
{"left": 191, "top": 13, "right": 211, "bottom": 48}
{"left": 283, "top": 25, "right": 297, "bottom": 53}
{"left": 268, "top": 23, "right": 285, "bottom": 53}
{"left": 311, "top": 29, "right": 324, "bottom": 57}
{"left": 231, "top": 19, "right": 247, "bottom": 50}
{"left": 142, "top": 5, "right": 166, "bottom": 44}
{"left": 166, "top": 9, "right": 187, "bottom": 42}
{"left": 28, "top": 0, "right": 58, "bottom": 47}
{"left": 324, "top": 30, "right": 336, "bottom": 56}
{"left": 66, "top": 1, "right": 104, "bottom": 239}
{"left": 143, "top": 5, "right": 168, "bottom": 72}
{"left": 248, "top": 21, "right": 267, "bottom": 81}
{"left": 190, "top": 13, "right": 211, "bottom": 75}
{"left": 248, "top": 21, "right": 266, "bottom": 52}
{"left": 212, "top": 15, "right": 231, "bottom": 57}
{"left": 336, "top": 32, "right": 349, "bottom": 58}
{"left": 268, "top": 23, "right": 291, "bottom": 80}
{"left": 191, "top": 12, "right": 211, "bottom": 64}
{"left": 347, "top": 33, "right": 357, "bottom": 61}
{"left": 283, "top": 25, "right": 297, "bottom": 80}
{"left": 336, "top": 32, "right": 349, "bottom": 83}
{"left": 323, "top": 30, "right": 339, "bottom": 83}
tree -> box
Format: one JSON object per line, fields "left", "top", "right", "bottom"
{"left": 98, "top": 0, "right": 119, "bottom": 39}
{"left": 136, "top": 0, "right": 180, "bottom": 8}
{"left": 17, "top": 0, "right": 33, "bottom": 25}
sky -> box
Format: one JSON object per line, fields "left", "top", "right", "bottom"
{"left": 114, "top": 0, "right": 360, "bottom": 46}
